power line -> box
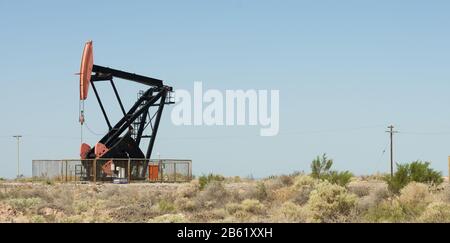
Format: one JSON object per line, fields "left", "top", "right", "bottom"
{"left": 84, "top": 121, "right": 106, "bottom": 136}
{"left": 376, "top": 139, "right": 389, "bottom": 172}
{"left": 399, "top": 131, "right": 450, "bottom": 135}
{"left": 281, "top": 124, "right": 385, "bottom": 135}
{"left": 7, "top": 124, "right": 450, "bottom": 142}
{"left": 0, "top": 124, "right": 388, "bottom": 141}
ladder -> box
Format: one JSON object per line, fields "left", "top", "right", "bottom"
{"left": 132, "top": 90, "right": 146, "bottom": 139}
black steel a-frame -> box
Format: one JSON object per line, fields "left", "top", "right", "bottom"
{"left": 84, "top": 64, "right": 173, "bottom": 168}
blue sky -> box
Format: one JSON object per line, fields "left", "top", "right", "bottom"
{"left": 0, "top": 0, "right": 449, "bottom": 178}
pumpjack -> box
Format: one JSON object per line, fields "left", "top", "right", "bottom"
{"left": 78, "top": 41, "right": 173, "bottom": 181}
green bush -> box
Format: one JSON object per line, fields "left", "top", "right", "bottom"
{"left": 273, "top": 202, "right": 308, "bottom": 222}
{"left": 7, "top": 197, "right": 42, "bottom": 212}
{"left": 292, "top": 175, "right": 317, "bottom": 205}
{"left": 398, "top": 182, "right": 432, "bottom": 217}
{"left": 158, "top": 199, "right": 175, "bottom": 213}
{"left": 418, "top": 202, "right": 450, "bottom": 223}
{"left": 198, "top": 173, "right": 225, "bottom": 190}
{"left": 307, "top": 181, "right": 357, "bottom": 222}
{"left": 310, "top": 154, "right": 353, "bottom": 186}
{"left": 311, "top": 154, "right": 333, "bottom": 179}
{"left": 241, "top": 199, "right": 265, "bottom": 214}
{"left": 149, "top": 213, "right": 186, "bottom": 223}
{"left": 365, "top": 182, "right": 437, "bottom": 222}
{"left": 293, "top": 174, "right": 317, "bottom": 188}
{"left": 365, "top": 200, "right": 407, "bottom": 223}
{"left": 30, "top": 215, "right": 46, "bottom": 223}
{"left": 385, "top": 161, "right": 443, "bottom": 193}
{"left": 323, "top": 171, "right": 354, "bottom": 187}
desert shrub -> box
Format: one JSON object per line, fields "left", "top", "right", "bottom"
{"left": 225, "top": 202, "right": 241, "bottom": 215}
{"left": 356, "top": 184, "right": 390, "bottom": 212}
{"left": 293, "top": 187, "right": 313, "bottom": 206}
{"left": 398, "top": 182, "right": 431, "bottom": 206}
{"left": 109, "top": 204, "right": 158, "bottom": 223}
{"left": 270, "top": 187, "right": 297, "bottom": 202}
{"left": 36, "top": 207, "right": 67, "bottom": 223}
{"left": 371, "top": 185, "right": 390, "bottom": 201}
{"left": 418, "top": 202, "right": 450, "bottom": 223}
{"left": 263, "top": 177, "right": 285, "bottom": 192}
{"left": 61, "top": 215, "right": 84, "bottom": 223}
{"left": 307, "top": 181, "right": 357, "bottom": 222}
{"left": 149, "top": 213, "right": 186, "bottom": 223}
{"left": 397, "top": 182, "right": 432, "bottom": 217}
{"left": 198, "top": 174, "right": 225, "bottom": 190}
{"left": 224, "top": 200, "right": 265, "bottom": 219}
{"left": 227, "top": 176, "right": 242, "bottom": 183}
{"left": 73, "top": 200, "right": 91, "bottom": 214}
{"left": 357, "top": 196, "right": 375, "bottom": 213}
{"left": 293, "top": 174, "right": 317, "bottom": 189}
{"left": 7, "top": 197, "right": 42, "bottom": 212}
{"left": 241, "top": 199, "right": 265, "bottom": 214}
{"left": 191, "top": 208, "right": 227, "bottom": 222}
{"left": 442, "top": 184, "right": 450, "bottom": 203}
{"left": 272, "top": 202, "right": 308, "bottom": 222}
{"left": 158, "top": 199, "right": 175, "bottom": 213}
{"left": 46, "top": 188, "right": 75, "bottom": 214}
{"left": 30, "top": 215, "right": 46, "bottom": 223}
{"left": 229, "top": 209, "right": 253, "bottom": 222}
{"left": 234, "top": 211, "right": 254, "bottom": 222}
{"left": 174, "top": 197, "right": 196, "bottom": 212}
{"left": 7, "top": 186, "right": 53, "bottom": 202}
{"left": 98, "top": 185, "right": 121, "bottom": 199}
{"left": 384, "top": 161, "right": 443, "bottom": 193}
{"left": 195, "top": 181, "right": 229, "bottom": 208}
{"left": 225, "top": 203, "right": 242, "bottom": 215}
{"left": 226, "top": 189, "right": 245, "bottom": 203}
{"left": 289, "top": 171, "right": 303, "bottom": 177}
{"left": 347, "top": 182, "right": 371, "bottom": 197}
{"left": 365, "top": 199, "right": 407, "bottom": 223}
{"left": 278, "top": 175, "right": 294, "bottom": 187}
{"left": 364, "top": 183, "right": 433, "bottom": 223}
{"left": 290, "top": 174, "right": 317, "bottom": 205}
{"left": 176, "top": 182, "right": 199, "bottom": 198}
{"left": 255, "top": 182, "right": 268, "bottom": 201}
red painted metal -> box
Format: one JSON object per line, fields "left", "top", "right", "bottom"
{"left": 94, "top": 142, "right": 109, "bottom": 157}
{"left": 102, "top": 160, "right": 113, "bottom": 176}
{"left": 149, "top": 165, "right": 159, "bottom": 181}
{"left": 80, "top": 143, "right": 91, "bottom": 159}
{"left": 80, "top": 41, "right": 93, "bottom": 100}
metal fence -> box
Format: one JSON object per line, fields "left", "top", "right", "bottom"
{"left": 32, "top": 159, "right": 192, "bottom": 183}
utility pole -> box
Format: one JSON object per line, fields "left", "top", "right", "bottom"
{"left": 13, "top": 135, "right": 22, "bottom": 178}
{"left": 385, "top": 126, "right": 398, "bottom": 178}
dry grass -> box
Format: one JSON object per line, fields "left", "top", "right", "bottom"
{"left": 0, "top": 175, "right": 449, "bottom": 223}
